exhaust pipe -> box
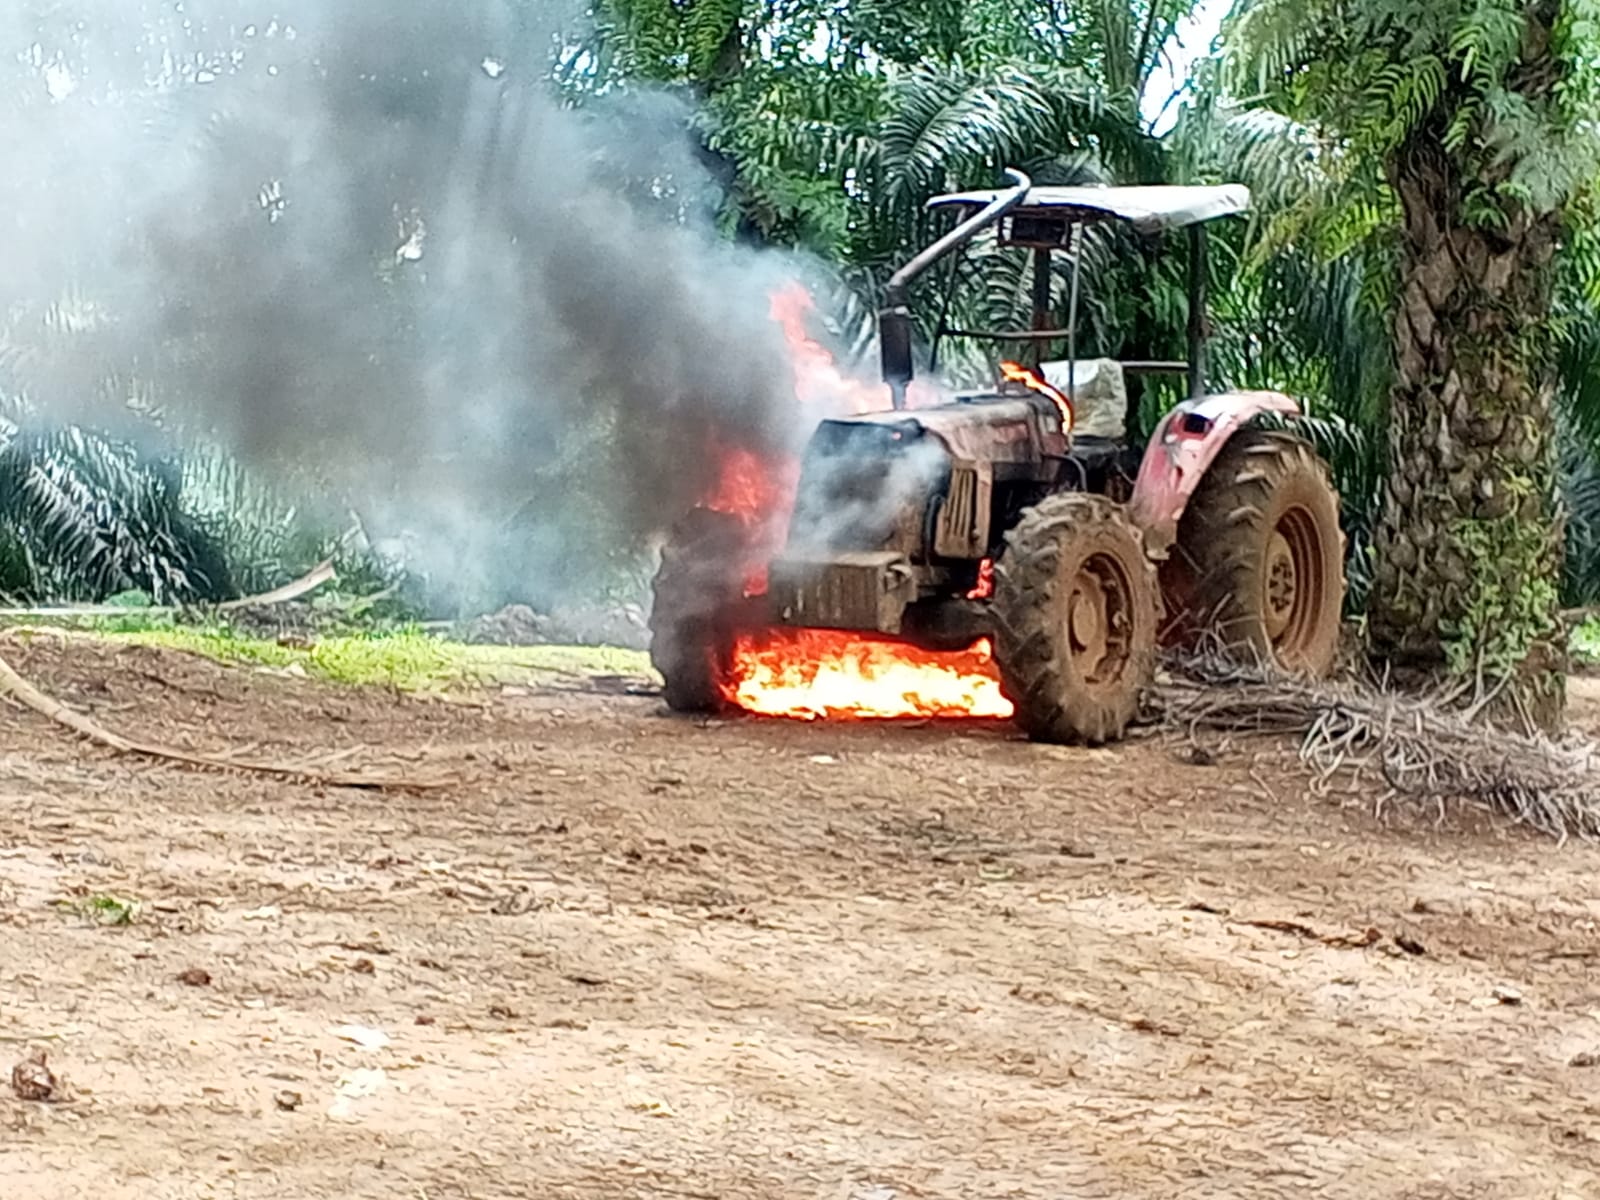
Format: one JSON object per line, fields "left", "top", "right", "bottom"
{"left": 879, "top": 168, "right": 1032, "bottom": 410}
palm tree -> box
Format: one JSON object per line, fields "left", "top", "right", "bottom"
{"left": 1225, "top": 0, "right": 1600, "bottom": 723}
{"left": 0, "top": 411, "right": 236, "bottom": 605}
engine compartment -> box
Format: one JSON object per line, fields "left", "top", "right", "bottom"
{"left": 761, "top": 390, "right": 1137, "bottom": 643}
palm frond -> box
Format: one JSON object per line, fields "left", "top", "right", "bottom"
{"left": 0, "top": 423, "right": 233, "bottom": 603}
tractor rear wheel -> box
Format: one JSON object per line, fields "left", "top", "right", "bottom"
{"left": 649, "top": 508, "right": 746, "bottom": 712}
{"left": 993, "top": 494, "right": 1158, "bottom": 745}
{"left": 1165, "top": 429, "right": 1344, "bottom": 675}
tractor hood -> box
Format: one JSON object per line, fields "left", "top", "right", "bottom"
{"left": 816, "top": 393, "right": 1067, "bottom": 465}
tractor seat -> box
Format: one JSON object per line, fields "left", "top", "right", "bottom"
{"left": 1039, "top": 358, "right": 1127, "bottom": 440}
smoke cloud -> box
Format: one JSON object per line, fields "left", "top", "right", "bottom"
{"left": 0, "top": 1, "right": 843, "bottom": 610}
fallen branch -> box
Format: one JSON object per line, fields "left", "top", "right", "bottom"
{"left": 0, "top": 559, "right": 339, "bottom": 622}
{"left": 0, "top": 648, "right": 448, "bottom": 793}
{"left": 1158, "top": 655, "right": 1600, "bottom": 843}
{"left": 217, "top": 560, "right": 338, "bottom": 611}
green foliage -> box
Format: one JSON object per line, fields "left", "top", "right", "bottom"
{"left": 1225, "top": 0, "right": 1600, "bottom": 692}
{"left": 114, "top": 624, "right": 461, "bottom": 690}
{"left": 1561, "top": 425, "right": 1600, "bottom": 606}
{"left": 1552, "top": 213, "right": 1600, "bottom": 604}
{"left": 177, "top": 448, "right": 332, "bottom": 600}
{"left": 58, "top": 893, "right": 141, "bottom": 927}
{"left": 1440, "top": 510, "right": 1562, "bottom": 678}
{"left": 598, "top": 0, "right": 744, "bottom": 83}
{"left": 1572, "top": 616, "right": 1600, "bottom": 666}
{"left": 1220, "top": 0, "right": 1600, "bottom": 377}
{"left": 1228, "top": 0, "right": 1599, "bottom": 203}
{"left": 0, "top": 419, "right": 235, "bottom": 604}
{"left": 0, "top": 411, "right": 418, "bottom": 612}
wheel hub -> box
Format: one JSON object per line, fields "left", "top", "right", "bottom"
{"left": 1069, "top": 572, "right": 1108, "bottom": 666}
{"left": 1264, "top": 529, "right": 1297, "bottom": 640}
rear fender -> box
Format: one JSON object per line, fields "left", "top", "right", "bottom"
{"left": 1128, "top": 390, "right": 1301, "bottom": 558}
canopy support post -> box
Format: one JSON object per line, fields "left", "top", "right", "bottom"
{"left": 1187, "top": 223, "right": 1208, "bottom": 400}
{"left": 1066, "top": 222, "right": 1083, "bottom": 404}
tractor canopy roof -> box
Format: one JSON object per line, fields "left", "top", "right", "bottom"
{"left": 927, "top": 183, "right": 1250, "bottom": 235}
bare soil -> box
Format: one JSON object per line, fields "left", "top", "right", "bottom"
{"left": 2, "top": 633, "right": 1598, "bottom": 1199}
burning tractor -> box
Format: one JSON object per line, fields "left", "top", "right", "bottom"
{"left": 651, "top": 169, "right": 1346, "bottom": 744}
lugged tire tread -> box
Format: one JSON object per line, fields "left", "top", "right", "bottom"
{"left": 992, "top": 493, "right": 1158, "bottom": 746}
{"left": 1163, "top": 430, "right": 1345, "bottom": 675}
{"left": 648, "top": 508, "right": 745, "bottom": 713}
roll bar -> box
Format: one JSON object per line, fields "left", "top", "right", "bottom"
{"left": 878, "top": 167, "right": 1224, "bottom": 410}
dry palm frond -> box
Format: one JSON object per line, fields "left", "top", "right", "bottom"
{"left": 1158, "top": 654, "right": 1600, "bottom": 843}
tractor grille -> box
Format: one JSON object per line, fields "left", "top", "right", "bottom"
{"left": 767, "top": 553, "right": 915, "bottom": 634}
{"left": 934, "top": 462, "right": 991, "bottom": 559}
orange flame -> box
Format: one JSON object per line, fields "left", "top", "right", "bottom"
{"left": 699, "top": 443, "right": 800, "bottom": 596}
{"left": 967, "top": 558, "right": 995, "bottom": 600}
{"left": 768, "top": 283, "right": 949, "bottom": 413}
{"left": 769, "top": 284, "right": 888, "bottom": 418}
{"left": 700, "top": 285, "right": 881, "bottom": 525}
{"left": 699, "top": 285, "right": 893, "bottom": 582}
{"left": 1000, "top": 360, "right": 1074, "bottom": 432}
{"left": 701, "top": 443, "right": 798, "bottom": 531}
{"left": 727, "top": 630, "right": 1014, "bottom": 721}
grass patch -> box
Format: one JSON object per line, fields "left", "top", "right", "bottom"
{"left": 1, "top": 603, "right": 653, "bottom": 691}
{"left": 106, "top": 626, "right": 462, "bottom": 689}
{"left": 99, "top": 624, "right": 652, "bottom": 692}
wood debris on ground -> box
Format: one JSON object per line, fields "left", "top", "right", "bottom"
{"left": 1158, "top": 655, "right": 1600, "bottom": 842}
{"left": 11, "top": 1051, "right": 60, "bottom": 1103}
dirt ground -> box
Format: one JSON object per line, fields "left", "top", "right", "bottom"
{"left": 2, "top": 634, "right": 1599, "bottom": 1200}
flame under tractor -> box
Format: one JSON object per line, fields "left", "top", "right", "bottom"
{"left": 652, "top": 169, "right": 1346, "bottom": 744}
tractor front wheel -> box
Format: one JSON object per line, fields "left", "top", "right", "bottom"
{"left": 1164, "top": 429, "right": 1344, "bottom": 675}
{"left": 649, "top": 508, "right": 747, "bottom": 713}
{"left": 993, "top": 494, "right": 1158, "bottom": 745}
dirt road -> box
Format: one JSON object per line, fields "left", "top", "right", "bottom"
{"left": 2, "top": 635, "right": 1598, "bottom": 1199}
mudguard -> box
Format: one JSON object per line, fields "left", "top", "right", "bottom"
{"left": 1128, "top": 390, "right": 1302, "bottom": 557}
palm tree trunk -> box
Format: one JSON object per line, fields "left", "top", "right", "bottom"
{"left": 1368, "top": 96, "right": 1566, "bottom": 725}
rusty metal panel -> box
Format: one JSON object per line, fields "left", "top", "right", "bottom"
{"left": 831, "top": 398, "right": 1056, "bottom": 464}
{"left": 767, "top": 553, "right": 915, "bottom": 634}
{"left": 933, "top": 460, "right": 992, "bottom": 559}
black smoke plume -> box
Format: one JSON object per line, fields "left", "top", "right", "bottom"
{"left": 0, "top": 1, "right": 841, "bottom": 610}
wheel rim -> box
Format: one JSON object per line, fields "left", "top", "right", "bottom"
{"left": 1263, "top": 505, "right": 1326, "bottom": 662}
{"left": 1068, "top": 553, "right": 1134, "bottom": 686}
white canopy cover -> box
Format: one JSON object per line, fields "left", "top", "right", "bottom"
{"left": 928, "top": 184, "right": 1251, "bottom": 234}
